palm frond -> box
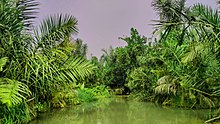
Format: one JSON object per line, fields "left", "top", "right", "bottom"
{"left": 0, "top": 0, "right": 38, "bottom": 33}
{"left": 17, "top": 0, "right": 39, "bottom": 29}
{"left": 181, "top": 43, "right": 205, "bottom": 63}
{"left": 18, "top": 49, "right": 96, "bottom": 96}
{"left": 57, "top": 57, "right": 97, "bottom": 82}
{"left": 152, "top": 0, "right": 187, "bottom": 21}
{"left": 191, "top": 4, "right": 220, "bottom": 30}
{"left": 35, "top": 14, "right": 78, "bottom": 50}
{"left": 0, "top": 57, "right": 8, "bottom": 72}
{"left": 0, "top": 78, "right": 31, "bottom": 107}
{"left": 181, "top": 49, "right": 196, "bottom": 63}
{"left": 0, "top": 3, "right": 23, "bottom": 37}
{"left": 151, "top": 0, "right": 192, "bottom": 44}
{"left": 190, "top": 4, "right": 220, "bottom": 44}
{"left": 155, "top": 76, "right": 178, "bottom": 95}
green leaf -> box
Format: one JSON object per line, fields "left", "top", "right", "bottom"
{"left": 181, "top": 49, "right": 196, "bottom": 63}
{"left": 35, "top": 14, "right": 78, "bottom": 50}
{"left": 0, "top": 78, "right": 31, "bottom": 107}
{"left": 0, "top": 57, "right": 8, "bottom": 72}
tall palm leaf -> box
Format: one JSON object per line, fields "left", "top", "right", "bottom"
{"left": 15, "top": 49, "right": 96, "bottom": 97}
{"left": 152, "top": 2, "right": 220, "bottom": 46}
{"left": 17, "top": 0, "right": 39, "bottom": 29}
{"left": 0, "top": 78, "right": 31, "bottom": 107}
{"left": 57, "top": 56, "right": 96, "bottom": 82}
{"left": 0, "top": 0, "right": 38, "bottom": 60}
{"left": 34, "top": 14, "right": 78, "bottom": 51}
{"left": 191, "top": 4, "right": 220, "bottom": 45}
{"left": 152, "top": 0, "right": 187, "bottom": 21}
{"left": 0, "top": 57, "right": 31, "bottom": 107}
{"left": 152, "top": 0, "right": 193, "bottom": 45}
{"left": 0, "top": 0, "right": 38, "bottom": 35}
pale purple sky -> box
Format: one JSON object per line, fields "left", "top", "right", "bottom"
{"left": 35, "top": 0, "right": 217, "bottom": 57}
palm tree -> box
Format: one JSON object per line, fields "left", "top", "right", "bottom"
{"left": 0, "top": 0, "right": 97, "bottom": 123}
{"left": 33, "top": 14, "right": 78, "bottom": 52}
{"left": 152, "top": 0, "right": 187, "bottom": 21}
{"left": 152, "top": 0, "right": 192, "bottom": 45}
{"left": 151, "top": 0, "right": 220, "bottom": 110}
{"left": 152, "top": 0, "right": 220, "bottom": 47}
{"left": 0, "top": 0, "right": 96, "bottom": 107}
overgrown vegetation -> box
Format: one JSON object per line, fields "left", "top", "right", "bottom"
{"left": 1, "top": 0, "right": 220, "bottom": 123}
{"left": 91, "top": 0, "right": 220, "bottom": 123}
{"left": 0, "top": 0, "right": 109, "bottom": 123}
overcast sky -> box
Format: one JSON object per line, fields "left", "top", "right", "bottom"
{"left": 35, "top": 0, "right": 218, "bottom": 58}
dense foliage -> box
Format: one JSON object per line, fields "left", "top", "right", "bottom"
{"left": 92, "top": 0, "right": 220, "bottom": 122}
{"left": 100, "top": 28, "right": 147, "bottom": 89}
{"left": 0, "top": 0, "right": 101, "bottom": 123}
{"left": 2, "top": 0, "right": 220, "bottom": 123}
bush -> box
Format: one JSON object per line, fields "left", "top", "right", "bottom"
{"left": 77, "top": 88, "right": 97, "bottom": 103}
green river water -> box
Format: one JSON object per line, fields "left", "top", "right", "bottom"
{"left": 30, "top": 97, "right": 217, "bottom": 124}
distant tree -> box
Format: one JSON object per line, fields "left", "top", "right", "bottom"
{"left": 72, "top": 38, "right": 88, "bottom": 58}
{"left": 101, "top": 28, "right": 147, "bottom": 89}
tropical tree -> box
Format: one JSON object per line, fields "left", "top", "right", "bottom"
{"left": 151, "top": 0, "right": 220, "bottom": 122}
{"left": 72, "top": 38, "right": 88, "bottom": 58}
{"left": 152, "top": 0, "right": 192, "bottom": 45}
{"left": 100, "top": 28, "right": 147, "bottom": 93}
{"left": 149, "top": 0, "right": 220, "bottom": 109}
{"left": 0, "top": 0, "right": 96, "bottom": 123}
{"left": 152, "top": 0, "right": 220, "bottom": 47}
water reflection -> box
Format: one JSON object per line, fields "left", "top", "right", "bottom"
{"left": 30, "top": 97, "right": 210, "bottom": 124}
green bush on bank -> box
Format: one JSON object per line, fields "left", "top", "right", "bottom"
{"left": 49, "top": 85, "right": 111, "bottom": 108}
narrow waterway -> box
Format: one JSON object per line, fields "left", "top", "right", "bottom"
{"left": 30, "top": 97, "right": 212, "bottom": 124}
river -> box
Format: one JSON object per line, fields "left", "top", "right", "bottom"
{"left": 30, "top": 96, "right": 214, "bottom": 124}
